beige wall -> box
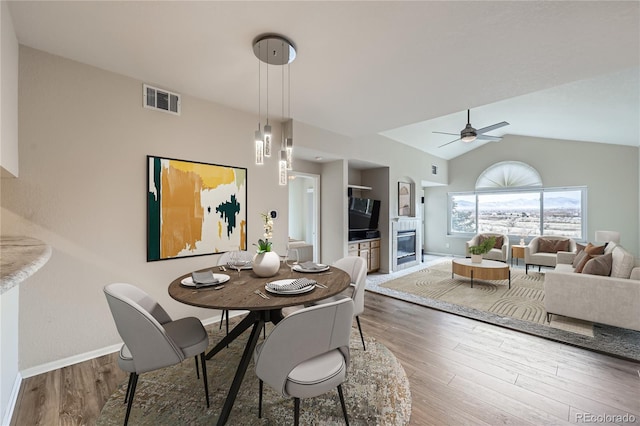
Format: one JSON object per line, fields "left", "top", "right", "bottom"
{"left": 424, "top": 135, "right": 640, "bottom": 257}
{"left": 1, "top": 1, "right": 19, "bottom": 177}
{"left": 1, "top": 47, "right": 289, "bottom": 371}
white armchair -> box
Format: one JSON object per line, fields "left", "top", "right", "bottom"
{"left": 465, "top": 233, "right": 509, "bottom": 262}
{"left": 525, "top": 236, "right": 577, "bottom": 274}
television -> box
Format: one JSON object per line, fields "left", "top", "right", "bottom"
{"left": 348, "top": 197, "right": 381, "bottom": 230}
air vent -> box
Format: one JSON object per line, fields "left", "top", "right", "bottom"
{"left": 143, "top": 84, "right": 181, "bottom": 115}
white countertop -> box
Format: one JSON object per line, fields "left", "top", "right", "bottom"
{"left": 1, "top": 236, "right": 51, "bottom": 294}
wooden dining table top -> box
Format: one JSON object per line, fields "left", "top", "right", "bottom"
{"left": 168, "top": 263, "right": 351, "bottom": 311}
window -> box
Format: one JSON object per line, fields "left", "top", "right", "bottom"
{"left": 448, "top": 187, "right": 586, "bottom": 239}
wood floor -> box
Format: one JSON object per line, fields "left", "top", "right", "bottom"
{"left": 11, "top": 292, "right": 640, "bottom": 425}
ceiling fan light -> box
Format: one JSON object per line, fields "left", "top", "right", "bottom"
{"left": 461, "top": 135, "right": 477, "bottom": 143}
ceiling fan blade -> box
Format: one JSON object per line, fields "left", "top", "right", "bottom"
{"left": 476, "top": 135, "right": 502, "bottom": 142}
{"left": 432, "top": 131, "right": 459, "bottom": 136}
{"left": 438, "top": 138, "right": 461, "bottom": 148}
{"left": 476, "top": 121, "right": 509, "bottom": 134}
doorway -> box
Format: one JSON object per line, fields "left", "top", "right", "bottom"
{"left": 288, "top": 172, "right": 320, "bottom": 262}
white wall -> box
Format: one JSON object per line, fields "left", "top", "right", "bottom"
{"left": 1, "top": 286, "right": 19, "bottom": 424}
{"left": 1, "top": 47, "right": 288, "bottom": 371}
{"left": 0, "top": 4, "right": 21, "bottom": 421}
{"left": 320, "top": 160, "right": 348, "bottom": 264}
{"left": 424, "top": 135, "right": 640, "bottom": 257}
{"left": 1, "top": 0, "right": 19, "bottom": 177}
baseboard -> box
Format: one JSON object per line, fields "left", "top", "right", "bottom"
{"left": 2, "top": 372, "right": 22, "bottom": 426}
{"left": 20, "top": 311, "right": 246, "bottom": 379}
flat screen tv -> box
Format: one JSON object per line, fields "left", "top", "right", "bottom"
{"left": 348, "top": 197, "right": 381, "bottom": 230}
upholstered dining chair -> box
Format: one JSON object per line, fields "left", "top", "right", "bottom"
{"left": 103, "top": 283, "right": 210, "bottom": 425}
{"left": 254, "top": 298, "right": 354, "bottom": 426}
{"left": 281, "top": 256, "right": 368, "bottom": 350}
{"left": 325, "top": 256, "right": 368, "bottom": 350}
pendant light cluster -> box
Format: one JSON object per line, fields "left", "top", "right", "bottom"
{"left": 253, "top": 34, "right": 296, "bottom": 185}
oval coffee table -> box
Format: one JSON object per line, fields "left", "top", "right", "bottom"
{"left": 452, "top": 258, "right": 511, "bottom": 289}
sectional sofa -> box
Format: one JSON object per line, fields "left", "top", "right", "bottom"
{"left": 544, "top": 242, "right": 640, "bottom": 331}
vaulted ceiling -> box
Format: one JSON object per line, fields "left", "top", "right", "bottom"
{"left": 8, "top": 1, "right": 639, "bottom": 161}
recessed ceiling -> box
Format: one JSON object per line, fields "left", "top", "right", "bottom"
{"left": 7, "top": 1, "right": 640, "bottom": 161}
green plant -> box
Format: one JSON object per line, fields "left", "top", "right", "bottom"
{"left": 469, "top": 236, "right": 496, "bottom": 255}
{"left": 254, "top": 212, "right": 274, "bottom": 253}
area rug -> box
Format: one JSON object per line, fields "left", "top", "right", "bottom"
{"left": 97, "top": 324, "right": 411, "bottom": 425}
{"left": 371, "top": 260, "right": 640, "bottom": 361}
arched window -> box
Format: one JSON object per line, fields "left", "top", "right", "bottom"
{"left": 476, "top": 161, "right": 542, "bottom": 189}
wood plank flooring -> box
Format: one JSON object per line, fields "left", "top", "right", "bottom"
{"left": 11, "top": 292, "right": 640, "bottom": 425}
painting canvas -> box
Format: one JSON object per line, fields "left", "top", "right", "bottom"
{"left": 147, "top": 155, "right": 247, "bottom": 261}
{"left": 398, "top": 182, "right": 411, "bottom": 216}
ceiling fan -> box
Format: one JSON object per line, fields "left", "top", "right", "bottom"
{"left": 435, "top": 109, "right": 509, "bottom": 148}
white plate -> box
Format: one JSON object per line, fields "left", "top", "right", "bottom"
{"left": 292, "top": 264, "right": 330, "bottom": 273}
{"left": 181, "top": 273, "right": 230, "bottom": 287}
{"left": 265, "top": 279, "right": 316, "bottom": 295}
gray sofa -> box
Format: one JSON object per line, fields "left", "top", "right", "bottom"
{"left": 544, "top": 242, "right": 640, "bottom": 331}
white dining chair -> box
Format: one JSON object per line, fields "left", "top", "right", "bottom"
{"left": 282, "top": 256, "right": 368, "bottom": 350}
{"left": 254, "top": 297, "right": 354, "bottom": 425}
{"left": 104, "top": 283, "right": 210, "bottom": 425}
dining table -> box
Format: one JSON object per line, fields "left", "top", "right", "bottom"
{"left": 168, "top": 262, "right": 351, "bottom": 425}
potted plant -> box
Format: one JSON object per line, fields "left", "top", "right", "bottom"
{"left": 468, "top": 236, "right": 496, "bottom": 263}
{"left": 252, "top": 212, "right": 280, "bottom": 277}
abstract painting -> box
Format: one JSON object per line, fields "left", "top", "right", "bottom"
{"left": 147, "top": 155, "right": 247, "bottom": 261}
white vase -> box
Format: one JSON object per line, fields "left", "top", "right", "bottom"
{"left": 252, "top": 251, "right": 280, "bottom": 277}
{"left": 471, "top": 254, "right": 482, "bottom": 264}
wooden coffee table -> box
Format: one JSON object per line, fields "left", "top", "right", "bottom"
{"left": 452, "top": 258, "right": 511, "bottom": 288}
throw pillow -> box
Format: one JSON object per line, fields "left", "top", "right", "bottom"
{"left": 572, "top": 249, "right": 589, "bottom": 269}
{"left": 493, "top": 236, "right": 504, "bottom": 249}
{"left": 583, "top": 242, "right": 605, "bottom": 255}
{"left": 582, "top": 253, "right": 613, "bottom": 276}
{"left": 574, "top": 253, "right": 592, "bottom": 273}
{"left": 538, "top": 238, "right": 569, "bottom": 253}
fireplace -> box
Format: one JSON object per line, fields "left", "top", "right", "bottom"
{"left": 397, "top": 230, "right": 417, "bottom": 265}
{"left": 392, "top": 219, "right": 421, "bottom": 271}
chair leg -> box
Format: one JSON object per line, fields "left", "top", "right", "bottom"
{"left": 337, "top": 384, "right": 349, "bottom": 426}
{"left": 294, "top": 397, "right": 300, "bottom": 426}
{"left": 226, "top": 310, "right": 229, "bottom": 335}
{"left": 200, "top": 352, "right": 210, "bottom": 408}
{"left": 258, "top": 379, "right": 263, "bottom": 418}
{"left": 124, "top": 372, "right": 134, "bottom": 403}
{"left": 123, "top": 372, "right": 138, "bottom": 426}
{"left": 356, "top": 316, "right": 366, "bottom": 351}
{"left": 194, "top": 356, "right": 200, "bottom": 379}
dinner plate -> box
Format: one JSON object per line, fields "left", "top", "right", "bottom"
{"left": 292, "top": 263, "right": 330, "bottom": 273}
{"left": 181, "top": 273, "right": 230, "bottom": 287}
{"left": 264, "top": 279, "right": 316, "bottom": 295}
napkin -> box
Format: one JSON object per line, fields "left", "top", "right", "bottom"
{"left": 191, "top": 271, "right": 220, "bottom": 287}
{"left": 266, "top": 278, "right": 316, "bottom": 292}
{"left": 298, "top": 261, "right": 326, "bottom": 271}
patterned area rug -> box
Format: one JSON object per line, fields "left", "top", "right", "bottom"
{"left": 373, "top": 260, "right": 640, "bottom": 361}
{"left": 97, "top": 323, "right": 411, "bottom": 425}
